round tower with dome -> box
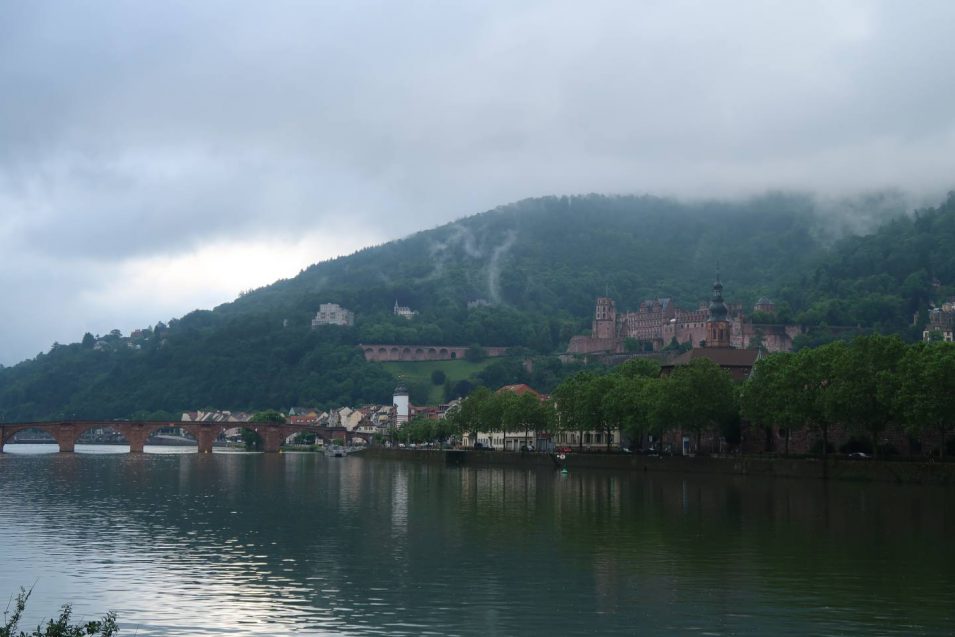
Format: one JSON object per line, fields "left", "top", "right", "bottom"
{"left": 393, "top": 381, "right": 410, "bottom": 426}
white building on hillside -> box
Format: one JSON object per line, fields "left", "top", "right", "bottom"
{"left": 312, "top": 303, "right": 355, "bottom": 327}
{"left": 394, "top": 300, "right": 417, "bottom": 319}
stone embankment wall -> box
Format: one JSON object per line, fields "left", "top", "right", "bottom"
{"left": 361, "top": 448, "right": 955, "bottom": 486}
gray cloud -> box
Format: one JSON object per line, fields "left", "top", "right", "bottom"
{"left": 2, "top": 0, "right": 955, "bottom": 363}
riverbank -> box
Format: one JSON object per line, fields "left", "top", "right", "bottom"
{"left": 362, "top": 447, "right": 955, "bottom": 485}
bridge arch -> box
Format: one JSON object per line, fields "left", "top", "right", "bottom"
{"left": 145, "top": 424, "right": 198, "bottom": 452}
{"left": 72, "top": 423, "right": 134, "bottom": 453}
{"left": 1, "top": 426, "right": 58, "bottom": 453}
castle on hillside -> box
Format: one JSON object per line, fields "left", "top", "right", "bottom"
{"left": 311, "top": 303, "right": 355, "bottom": 327}
{"left": 923, "top": 300, "right": 955, "bottom": 342}
{"left": 567, "top": 273, "right": 802, "bottom": 356}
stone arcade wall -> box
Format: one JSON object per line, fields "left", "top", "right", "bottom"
{"left": 359, "top": 345, "right": 509, "bottom": 362}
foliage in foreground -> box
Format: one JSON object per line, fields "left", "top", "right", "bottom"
{"left": 1, "top": 588, "right": 117, "bottom": 637}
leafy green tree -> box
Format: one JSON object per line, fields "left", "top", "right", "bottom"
{"left": 445, "top": 379, "right": 474, "bottom": 401}
{"left": 252, "top": 409, "right": 286, "bottom": 423}
{"left": 477, "top": 389, "right": 506, "bottom": 448}
{"left": 794, "top": 342, "right": 843, "bottom": 458}
{"left": 742, "top": 353, "right": 799, "bottom": 454}
{"left": 500, "top": 391, "right": 548, "bottom": 450}
{"left": 827, "top": 335, "right": 906, "bottom": 458}
{"left": 553, "top": 372, "right": 609, "bottom": 450}
{"left": 659, "top": 359, "right": 738, "bottom": 454}
{"left": 465, "top": 344, "right": 487, "bottom": 362}
{"left": 430, "top": 369, "right": 447, "bottom": 385}
{"left": 400, "top": 417, "right": 435, "bottom": 444}
{"left": 899, "top": 342, "right": 955, "bottom": 457}
{"left": 743, "top": 344, "right": 843, "bottom": 457}
{"left": 407, "top": 380, "right": 432, "bottom": 406}
{"left": 446, "top": 385, "right": 493, "bottom": 445}
{"left": 602, "top": 374, "right": 657, "bottom": 450}
{"left": 613, "top": 357, "right": 660, "bottom": 379}
{"left": 240, "top": 428, "right": 263, "bottom": 451}
{"left": 432, "top": 415, "right": 458, "bottom": 447}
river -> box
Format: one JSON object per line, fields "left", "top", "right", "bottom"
{"left": 0, "top": 445, "right": 952, "bottom": 636}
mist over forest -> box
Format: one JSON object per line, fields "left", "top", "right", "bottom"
{"left": 1, "top": 189, "right": 953, "bottom": 421}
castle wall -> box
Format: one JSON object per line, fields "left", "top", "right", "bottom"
{"left": 567, "top": 335, "right": 618, "bottom": 355}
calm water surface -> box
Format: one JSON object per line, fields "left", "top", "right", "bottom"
{"left": 0, "top": 446, "right": 952, "bottom": 636}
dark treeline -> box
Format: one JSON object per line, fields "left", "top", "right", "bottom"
{"left": 742, "top": 336, "right": 955, "bottom": 458}
{"left": 1, "top": 192, "right": 954, "bottom": 421}
{"left": 441, "top": 357, "right": 738, "bottom": 453}
{"left": 438, "top": 337, "right": 955, "bottom": 459}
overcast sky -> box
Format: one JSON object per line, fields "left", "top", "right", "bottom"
{"left": 2, "top": 1, "right": 954, "bottom": 365}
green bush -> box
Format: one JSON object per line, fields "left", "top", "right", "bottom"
{"left": 1, "top": 588, "right": 117, "bottom": 637}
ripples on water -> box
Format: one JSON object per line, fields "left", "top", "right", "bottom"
{"left": 0, "top": 446, "right": 953, "bottom": 636}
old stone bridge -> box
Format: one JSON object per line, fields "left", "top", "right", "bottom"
{"left": 0, "top": 421, "right": 367, "bottom": 453}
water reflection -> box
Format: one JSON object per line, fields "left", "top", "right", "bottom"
{"left": 0, "top": 449, "right": 952, "bottom": 636}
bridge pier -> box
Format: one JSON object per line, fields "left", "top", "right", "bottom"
{"left": 123, "top": 424, "right": 151, "bottom": 453}
{"left": 262, "top": 429, "right": 286, "bottom": 453}
{"left": 194, "top": 428, "right": 217, "bottom": 454}
{"left": 51, "top": 423, "right": 78, "bottom": 452}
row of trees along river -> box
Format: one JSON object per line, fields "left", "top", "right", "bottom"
{"left": 396, "top": 336, "right": 954, "bottom": 459}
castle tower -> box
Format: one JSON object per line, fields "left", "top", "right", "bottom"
{"left": 706, "top": 269, "right": 731, "bottom": 348}
{"left": 593, "top": 297, "right": 617, "bottom": 340}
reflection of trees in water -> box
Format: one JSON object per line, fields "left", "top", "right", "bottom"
{"left": 2, "top": 456, "right": 954, "bottom": 634}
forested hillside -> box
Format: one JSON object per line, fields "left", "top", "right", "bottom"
{"left": 223, "top": 193, "right": 832, "bottom": 330}
{"left": 0, "top": 191, "right": 950, "bottom": 421}
{"left": 785, "top": 192, "right": 955, "bottom": 338}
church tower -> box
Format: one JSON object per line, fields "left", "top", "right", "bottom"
{"left": 706, "top": 269, "right": 731, "bottom": 348}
